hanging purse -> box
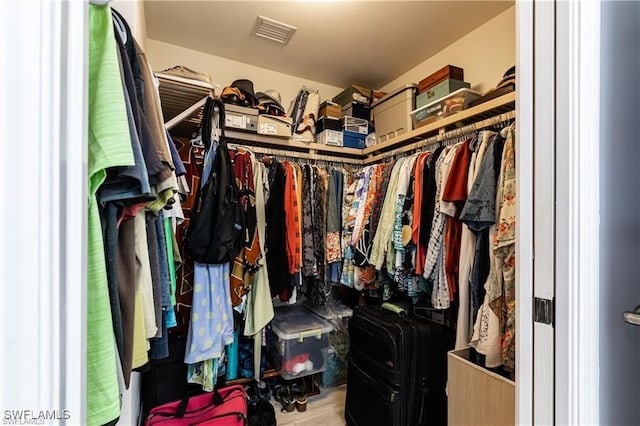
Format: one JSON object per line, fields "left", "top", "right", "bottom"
{"left": 184, "top": 98, "right": 245, "bottom": 264}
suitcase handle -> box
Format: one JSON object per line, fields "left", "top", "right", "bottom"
{"left": 381, "top": 302, "right": 407, "bottom": 317}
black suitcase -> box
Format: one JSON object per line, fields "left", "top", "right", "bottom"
{"left": 141, "top": 333, "right": 205, "bottom": 417}
{"left": 345, "top": 305, "right": 453, "bottom": 426}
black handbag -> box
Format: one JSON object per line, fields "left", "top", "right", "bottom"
{"left": 184, "top": 98, "right": 245, "bottom": 264}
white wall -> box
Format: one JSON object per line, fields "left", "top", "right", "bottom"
{"left": 599, "top": 2, "right": 640, "bottom": 424}
{"left": 146, "top": 39, "right": 343, "bottom": 112}
{"left": 381, "top": 6, "right": 515, "bottom": 94}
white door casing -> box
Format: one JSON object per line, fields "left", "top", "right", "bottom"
{"left": 515, "top": 1, "right": 534, "bottom": 424}
{"left": 519, "top": 1, "right": 602, "bottom": 425}
{"left": 554, "top": 1, "right": 601, "bottom": 424}
{"left": 0, "top": 1, "right": 88, "bottom": 423}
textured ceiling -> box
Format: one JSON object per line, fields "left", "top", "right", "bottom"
{"left": 145, "top": 0, "right": 513, "bottom": 89}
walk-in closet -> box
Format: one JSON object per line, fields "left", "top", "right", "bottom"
{"left": 2, "top": 1, "right": 639, "bottom": 426}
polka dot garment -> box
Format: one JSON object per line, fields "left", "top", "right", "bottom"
{"left": 184, "top": 262, "right": 235, "bottom": 365}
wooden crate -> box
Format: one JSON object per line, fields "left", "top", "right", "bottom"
{"left": 448, "top": 348, "right": 515, "bottom": 426}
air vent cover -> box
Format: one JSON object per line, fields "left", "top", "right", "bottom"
{"left": 253, "top": 15, "right": 297, "bottom": 45}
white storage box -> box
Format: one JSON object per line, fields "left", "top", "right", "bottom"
{"left": 266, "top": 306, "right": 332, "bottom": 380}
{"left": 371, "top": 84, "right": 418, "bottom": 143}
{"left": 257, "top": 115, "right": 292, "bottom": 137}
{"left": 411, "top": 88, "right": 482, "bottom": 129}
{"left": 316, "top": 129, "right": 343, "bottom": 146}
{"left": 342, "top": 116, "right": 370, "bottom": 135}
{"left": 224, "top": 104, "right": 259, "bottom": 133}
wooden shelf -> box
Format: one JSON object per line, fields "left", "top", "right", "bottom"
{"left": 226, "top": 130, "right": 363, "bottom": 158}
{"left": 158, "top": 72, "right": 515, "bottom": 164}
{"left": 363, "top": 91, "right": 515, "bottom": 156}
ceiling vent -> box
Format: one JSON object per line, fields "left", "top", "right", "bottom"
{"left": 253, "top": 15, "right": 297, "bottom": 45}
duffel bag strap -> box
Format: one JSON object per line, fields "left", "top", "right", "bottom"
{"left": 174, "top": 388, "right": 224, "bottom": 418}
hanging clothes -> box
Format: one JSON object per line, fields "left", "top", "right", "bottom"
{"left": 265, "top": 160, "right": 291, "bottom": 296}
{"left": 88, "top": 4, "right": 135, "bottom": 424}
{"left": 184, "top": 142, "right": 234, "bottom": 390}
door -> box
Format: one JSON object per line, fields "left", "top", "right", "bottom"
{"left": 597, "top": 1, "right": 640, "bottom": 424}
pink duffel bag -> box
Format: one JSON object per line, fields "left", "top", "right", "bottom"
{"left": 145, "top": 384, "right": 247, "bottom": 425}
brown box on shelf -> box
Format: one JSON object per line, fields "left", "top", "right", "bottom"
{"left": 418, "top": 65, "right": 464, "bottom": 93}
{"left": 371, "top": 90, "right": 387, "bottom": 104}
{"left": 319, "top": 101, "right": 342, "bottom": 119}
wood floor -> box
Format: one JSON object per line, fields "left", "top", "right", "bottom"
{"left": 274, "top": 385, "right": 346, "bottom": 426}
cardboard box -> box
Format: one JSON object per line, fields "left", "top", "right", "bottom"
{"left": 316, "top": 130, "right": 343, "bottom": 146}
{"left": 371, "top": 90, "right": 387, "bottom": 104}
{"left": 341, "top": 101, "right": 370, "bottom": 120}
{"left": 224, "top": 104, "right": 259, "bottom": 133}
{"left": 317, "top": 116, "right": 342, "bottom": 133}
{"left": 257, "top": 115, "right": 292, "bottom": 137}
{"left": 332, "top": 85, "right": 371, "bottom": 106}
{"left": 342, "top": 116, "right": 370, "bottom": 135}
{"left": 418, "top": 65, "right": 464, "bottom": 93}
{"left": 343, "top": 130, "right": 366, "bottom": 149}
{"left": 319, "top": 101, "right": 342, "bottom": 119}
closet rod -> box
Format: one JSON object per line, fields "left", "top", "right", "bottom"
{"left": 366, "top": 109, "right": 516, "bottom": 164}
{"left": 228, "top": 143, "right": 364, "bottom": 165}
{"left": 165, "top": 96, "right": 210, "bottom": 131}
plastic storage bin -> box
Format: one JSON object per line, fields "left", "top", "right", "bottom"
{"left": 410, "top": 88, "right": 482, "bottom": 129}
{"left": 416, "top": 79, "right": 470, "bottom": 109}
{"left": 304, "top": 303, "right": 353, "bottom": 388}
{"left": 371, "top": 83, "right": 418, "bottom": 143}
{"left": 266, "top": 306, "right": 332, "bottom": 380}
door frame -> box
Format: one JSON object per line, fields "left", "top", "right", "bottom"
{"left": 515, "top": 1, "right": 534, "bottom": 424}
{"left": 517, "top": 1, "right": 602, "bottom": 424}
{"left": 554, "top": 1, "right": 601, "bottom": 424}
{"left": 0, "top": 1, "right": 88, "bottom": 423}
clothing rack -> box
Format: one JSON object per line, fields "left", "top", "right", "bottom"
{"left": 228, "top": 143, "right": 364, "bottom": 165}
{"left": 366, "top": 109, "right": 516, "bottom": 164}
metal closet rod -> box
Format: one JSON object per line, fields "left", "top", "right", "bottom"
{"left": 374, "top": 109, "right": 516, "bottom": 162}
{"left": 228, "top": 143, "right": 364, "bottom": 165}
